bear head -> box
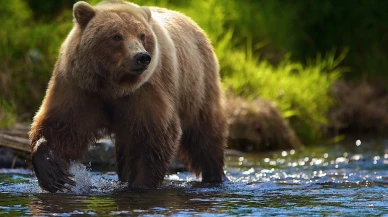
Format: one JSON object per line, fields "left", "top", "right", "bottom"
{"left": 61, "top": 1, "right": 159, "bottom": 97}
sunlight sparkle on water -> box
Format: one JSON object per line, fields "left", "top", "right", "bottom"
{"left": 310, "top": 158, "right": 323, "bottom": 165}
{"left": 0, "top": 140, "right": 387, "bottom": 216}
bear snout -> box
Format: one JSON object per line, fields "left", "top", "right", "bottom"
{"left": 132, "top": 52, "right": 151, "bottom": 74}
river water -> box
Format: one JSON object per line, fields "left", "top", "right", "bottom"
{"left": 0, "top": 139, "right": 387, "bottom": 216}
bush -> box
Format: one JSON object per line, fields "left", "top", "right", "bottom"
{"left": 221, "top": 45, "right": 347, "bottom": 143}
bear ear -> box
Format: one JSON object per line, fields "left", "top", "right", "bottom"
{"left": 73, "top": 1, "right": 95, "bottom": 28}
{"left": 140, "top": 6, "right": 152, "bottom": 21}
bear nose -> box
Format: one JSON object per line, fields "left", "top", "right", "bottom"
{"left": 134, "top": 52, "right": 151, "bottom": 68}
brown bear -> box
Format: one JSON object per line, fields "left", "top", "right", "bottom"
{"left": 29, "top": 0, "right": 228, "bottom": 193}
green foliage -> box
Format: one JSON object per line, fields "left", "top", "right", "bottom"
{"left": 0, "top": 98, "right": 17, "bottom": 128}
{"left": 229, "top": 0, "right": 388, "bottom": 81}
{"left": 172, "top": 0, "right": 388, "bottom": 81}
{"left": 0, "top": 0, "right": 73, "bottom": 117}
{"left": 220, "top": 44, "right": 347, "bottom": 143}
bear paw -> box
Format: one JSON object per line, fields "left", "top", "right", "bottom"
{"left": 32, "top": 141, "right": 76, "bottom": 193}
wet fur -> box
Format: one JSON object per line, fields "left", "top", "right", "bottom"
{"left": 30, "top": 0, "right": 228, "bottom": 192}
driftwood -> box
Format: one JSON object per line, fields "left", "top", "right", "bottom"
{"left": 0, "top": 123, "right": 31, "bottom": 152}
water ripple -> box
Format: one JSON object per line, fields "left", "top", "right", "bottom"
{"left": 0, "top": 140, "right": 387, "bottom": 216}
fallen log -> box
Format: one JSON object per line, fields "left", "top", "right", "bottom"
{"left": 0, "top": 123, "right": 30, "bottom": 153}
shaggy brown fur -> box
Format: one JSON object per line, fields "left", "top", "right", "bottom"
{"left": 30, "top": 0, "right": 228, "bottom": 192}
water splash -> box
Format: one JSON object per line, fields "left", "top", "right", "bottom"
{"left": 67, "top": 162, "right": 94, "bottom": 194}
{"left": 0, "top": 163, "right": 125, "bottom": 194}
{"left": 66, "top": 162, "right": 126, "bottom": 194}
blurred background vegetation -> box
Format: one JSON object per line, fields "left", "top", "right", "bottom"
{"left": 0, "top": 0, "right": 387, "bottom": 144}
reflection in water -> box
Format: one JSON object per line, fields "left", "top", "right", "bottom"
{"left": 28, "top": 186, "right": 225, "bottom": 216}
{"left": 0, "top": 140, "right": 387, "bottom": 216}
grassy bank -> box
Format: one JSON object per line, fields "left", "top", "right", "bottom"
{"left": 0, "top": 0, "right": 376, "bottom": 145}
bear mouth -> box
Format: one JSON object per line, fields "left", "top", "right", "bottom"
{"left": 118, "top": 73, "right": 141, "bottom": 85}
{"left": 131, "top": 67, "right": 148, "bottom": 74}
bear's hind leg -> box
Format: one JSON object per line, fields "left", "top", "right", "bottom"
{"left": 179, "top": 110, "right": 228, "bottom": 183}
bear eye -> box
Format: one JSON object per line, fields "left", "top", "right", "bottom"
{"left": 140, "top": 33, "right": 145, "bottom": 41}
{"left": 113, "top": 34, "right": 123, "bottom": 41}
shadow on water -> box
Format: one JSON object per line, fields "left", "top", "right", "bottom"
{"left": 0, "top": 139, "right": 387, "bottom": 216}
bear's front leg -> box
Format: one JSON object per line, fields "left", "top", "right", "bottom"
{"left": 115, "top": 117, "right": 181, "bottom": 189}
{"left": 30, "top": 117, "right": 101, "bottom": 193}
{"left": 30, "top": 117, "right": 93, "bottom": 192}
{"left": 30, "top": 77, "right": 107, "bottom": 193}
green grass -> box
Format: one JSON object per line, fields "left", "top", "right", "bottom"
{"left": 219, "top": 40, "right": 348, "bottom": 143}
{"left": 0, "top": 98, "right": 17, "bottom": 128}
